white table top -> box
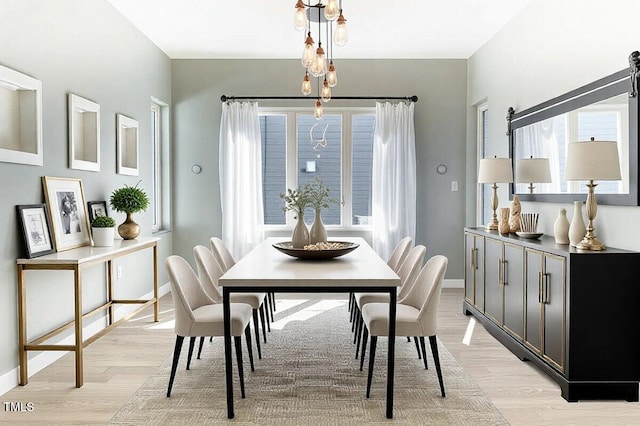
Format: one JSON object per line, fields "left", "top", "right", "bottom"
{"left": 17, "top": 237, "right": 159, "bottom": 265}
{"left": 219, "top": 237, "right": 400, "bottom": 288}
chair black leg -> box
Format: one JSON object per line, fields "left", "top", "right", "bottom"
{"left": 352, "top": 306, "right": 359, "bottom": 332}
{"left": 252, "top": 309, "right": 262, "bottom": 359}
{"left": 259, "top": 304, "right": 267, "bottom": 343}
{"left": 413, "top": 336, "right": 421, "bottom": 359}
{"left": 244, "top": 326, "right": 255, "bottom": 372}
{"left": 268, "top": 294, "right": 275, "bottom": 322}
{"left": 186, "top": 336, "right": 196, "bottom": 370}
{"left": 264, "top": 300, "right": 271, "bottom": 333}
{"left": 407, "top": 336, "right": 411, "bottom": 342}
{"left": 209, "top": 336, "right": 213, "bottom": 342}
{"left": 234, "top": 336, "right": 246, "bottom": 399}
{"left": 350, "top": 296, "right": 356, "bottom": 323}
{"left": 419, "top": 336, "right": 428, "bottom": 369}
{"left": 353, "top": 310, "right": 361, "bottom": 343}
{"left": 197, "top": 336, "right": 205, "bottom": 359}
{"left": 355, "top": 313, "right": 364, "bottom": 358}
{"left": 348, "top": 291, "right": 353, "bottom": 313}
{"left": 366, "top": 336, "right": 377, "bottom": 398}
{"left": 429, "top": 335, "right": 445, "bottom": 397}
{"left": 360, "top": 326, "right": 369, "bottom": 371}
{"left": 270, "top": 292, "right": 276, "bottom": 312}
{"left": 167, "top": 335, "right": 184, "bottom": 397}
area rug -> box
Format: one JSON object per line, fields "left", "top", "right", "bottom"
{"left": 109, "top": 298, "right": 507, "bottom": 425}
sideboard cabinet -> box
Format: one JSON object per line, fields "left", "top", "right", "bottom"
{"left": 463, "top": 227, "right": 640, "bottom": 402}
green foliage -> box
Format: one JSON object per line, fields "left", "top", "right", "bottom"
{"left": 279, "top": 187, "right": 310, "bottom": 216}
{"left": 91, "top": 215, "right": 116, "bottom": 228}
{"left": 304, "top": 177, "right": 339, "bottom": 210}
{"left": 110, "top": 181, "right": 150, "bottom": 214}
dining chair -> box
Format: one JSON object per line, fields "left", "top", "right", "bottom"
{"left": 194, "top": 245, "right": 266, "bottom": 360}
{"left": 360, "top": 255, "right": 449, "bottom": 398}
{"left": 349, "top": 237, "right": 412, "bottom": 319}
{"left": 165, "top": 255, "right": 254, "bottom": 398}
{"left": 210, "top": 237, "right": 272, "bottom": 342}
{"left": 353, "top": 245, "right": 426, "bottom": 359}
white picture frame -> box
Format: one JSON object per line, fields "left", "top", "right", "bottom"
{"left": 116, "top": 113, "right": 139, "bottom": 176}
{"left": 68, "top": 93, "right": 100, "bottom": 172}
{"left": 42, "top": 176, "right": 91, "bottom": 252}
{"left": 0, "top": 64, "right": 43, "bottom": 166}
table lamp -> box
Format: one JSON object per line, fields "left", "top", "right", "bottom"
{"left": 478, "top": 157, "right": 513, "bottom": 231}
{"left": 516, "top": 156, "right": 551, "bottom": 193}
{"left": 565, "top": 138, "right": 621, "bottom": 250}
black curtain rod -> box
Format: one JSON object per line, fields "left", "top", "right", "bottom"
{"left": 220, "top": 95, "right": 418, "bottom": 102}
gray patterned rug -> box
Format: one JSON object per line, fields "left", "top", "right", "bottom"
{"left": 109, "top": 298, "right": 507, "bottom": 425}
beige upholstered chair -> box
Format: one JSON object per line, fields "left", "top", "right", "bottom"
{"left": 165, "top": 255, "right": 254, "bottom": 398}
{"left": 353, "top": 245, "right": 426, "bottom": 358}
{"left": 209, "top": 237, "right": 273, "bottom": 342}
{"left": 360, "top": 255, "right": 448, "bottom": 398}
{"left": 194, "top": 245, "right": 267, "bottom": 359}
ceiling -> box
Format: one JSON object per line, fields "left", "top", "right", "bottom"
{"left": 106, "top": 0, "right": 534, "bottom": 59}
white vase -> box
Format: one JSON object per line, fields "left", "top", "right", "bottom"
{"left": 569, "top": 201, "right": 587, "bottom": 247}
{"left": 92, "top": 227, "right": 115, "bottom": 247}
{"left": 553, "top": 208, "right": 570, "bottom": 244}
{"left": 309, "top": 208, "right": 327, "bottom": 244}
{"left": 291, "top": 212, "right": 309, "bottom": 248}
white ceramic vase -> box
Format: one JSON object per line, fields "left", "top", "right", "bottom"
{"left": 92, "top": 227, "right": 115, "bottom": 247}
{"left": 553, "top": 208, "right": 570, "bottom": 244}
{"left": 291, "top": 212, "right": 309, "bottom": 248}
{"left": 309, "top": 208, "right": 327, "bottom": 244}
{"left": 569, "top": 201, "right": 587, "bottom": 247}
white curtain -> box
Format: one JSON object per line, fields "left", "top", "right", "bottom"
{"left": 219, "top": 101, "right": 264, "bottom": 260}
{"left": 372, "top": 101, "right": 416, "bottom": 261}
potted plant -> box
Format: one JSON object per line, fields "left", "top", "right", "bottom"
{"left": 304, "top": 177, "right": 339, "bottom": 244}
{"left": 110, "top": 182, "right": 150, "bottom": 240}
{"left": 91, "top": 215, "right": 116, "bottom": 247}
{"left": 280, "top": 187, "right": 311, "bottom": 248}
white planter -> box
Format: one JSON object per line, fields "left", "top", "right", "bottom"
{"left": 92, "top": 227, "right": 115, "bottom": 247}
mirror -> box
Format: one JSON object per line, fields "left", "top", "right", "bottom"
{"left": 509, "top": 55, "right": 639, "bottom": 206}
{"left": 68, "top": 93, "right": 100, "bottom": 172}
{"left": 116, "top": 113, "right": 139, "bottom": 176}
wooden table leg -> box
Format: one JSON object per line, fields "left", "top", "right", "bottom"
{"left": 74, "top": 266, "right": 84, "bottom": 388}
{"left": 153, "top": 244, "right": 159, "bottom": 322}
{"left": 107, "top": 260, "right": 114, "bottom": 326}
{"left": 17, "top": 265, "right": 28, "bottom": 386}
{"left": 386, "top": 287, "right": 396, "bottom": 419}
{"left": 223, "top": 288, "right": 234, "bottom": 419}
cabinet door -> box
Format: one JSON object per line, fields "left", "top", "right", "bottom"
{"left": 542, "top": 253, "right": 566, "bottom": 372}
{"left": 474, "top": 236, "right": 485, "bottom": 310}
{"left": 502, "top": 243, "right": 524, "bottom": 340}
{"left": 484, "top": 238, "right": 503, "bottom": 324}
{"left": 464, "top": 233, "right": 475, "bottom": 303}
{"left": 524, "top": 249, "right": 543, "bottom": 354}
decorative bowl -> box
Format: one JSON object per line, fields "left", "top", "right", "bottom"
{"left": 272, "top": 241, "right": 359, "bottom": 260}
{"left": 515, "top": 232, "right": 543, "bottom": 240}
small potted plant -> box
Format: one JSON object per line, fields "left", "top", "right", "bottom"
{"left": 280, "top": 187, "right": 311, "bottom": 248}
{"left": 91, "top": 215, "right": 116, "bottom": 247}
{"left": 110, "top": 182, "right": 150, "bottom": 240}
{"left": 304, "top": 177, "right": 339, "bottom": 244}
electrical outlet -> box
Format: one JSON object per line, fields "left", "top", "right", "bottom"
{"left": 451, "top": 181, "right": 459, "bottom": 192}
{"left": 117, "top": 265, "right": 122, "bottom": 279}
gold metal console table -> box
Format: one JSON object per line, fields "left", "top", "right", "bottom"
{"left": 16, "top": 237, "right": 159, "bottom": 388}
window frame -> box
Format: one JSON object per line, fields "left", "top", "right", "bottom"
{"left": 259, "top": 106, "right": 375, "bottom": 231}
{"left": 150, "top": 100, "right": 164, "bottom": 232}
{"left": 476, "top": 102, "right": 490, "bottom": 227}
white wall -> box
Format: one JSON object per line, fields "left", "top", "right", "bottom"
{"left": 467, "top": 0, "right": 640, "bottom": 250}
{"left": 0, "top": 0, "right": 172, "bottom": 391}
{"left": 171, "top": 59, "right": 468, "bottom": 279}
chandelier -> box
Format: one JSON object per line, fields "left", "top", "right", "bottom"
{"left": 294, "top": 1, "right": 348, "bottom": 119}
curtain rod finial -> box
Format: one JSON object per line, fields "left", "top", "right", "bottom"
{"left": 410, "top": 95, "right": 418, "bottom": 102}
{"left": 220, "top": 95, "right": 228, "bottom": 102}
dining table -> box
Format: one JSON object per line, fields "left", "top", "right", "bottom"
{"left": 219, "top": 237, "right": 401, "bottom": 419}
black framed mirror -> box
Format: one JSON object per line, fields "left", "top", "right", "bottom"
{"left": 508, "top": 51, "right": 640, "bottom": 206}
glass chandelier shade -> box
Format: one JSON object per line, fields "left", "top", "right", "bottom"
{"left": 321, "top": 78, "right": 331, "bottom": 102}
{"left": 334, "top": 11, "right": 348, "bottom": 46}
{"left": 293, "top": 0, "right": 307, "bottom": 31}
{"left": 315, "top": 99, "right": 323, "bottom": 119}
{"left": 326, "top": 61, "right": 337, "bottom": 87}
{"left": 309, "top": 44, "right": 327, "bottom": 77}
{"left": 301, "top": 72, "right": 312, "bottom": 96}
{"left": 324, "top": 0, "right": 339, "bottom": 21}
{"left": 302, "top": 32, "right": 316, "bottom": 68}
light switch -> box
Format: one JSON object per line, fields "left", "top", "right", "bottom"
{"left": 451, "top": 181, "right": 459, "bottom": 192}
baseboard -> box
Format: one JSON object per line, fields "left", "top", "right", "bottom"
{"left": 443, "top": 279, "right": 463, "bottom": 289}
{"left": 0, "top": 282, "right": 171, "bottom": 397}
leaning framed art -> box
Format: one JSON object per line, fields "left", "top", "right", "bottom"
{"left": 87, "top": 200, "right": 108, "bottom": 223}
{"left": 16, "top": 204, "right": 55, "bottom": 258}
{"left": 42, "top": 176, "right": 91, "bottom": 251}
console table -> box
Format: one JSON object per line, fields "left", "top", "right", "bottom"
{"left": 17, "top": 237, "right": 159, "bottom": 388}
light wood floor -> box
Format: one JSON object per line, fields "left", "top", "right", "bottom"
{"left": 1, "top": 289, "right": 638, "bottom": 424}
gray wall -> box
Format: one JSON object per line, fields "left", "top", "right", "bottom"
{"left": 171, "top": 59, "right": 468, "bottom": 279}
{"left": 0, "top": 0, "right": 172, "bottom": 385}
{"left": 466, "top": 0, "right": 640, "bottom": 252}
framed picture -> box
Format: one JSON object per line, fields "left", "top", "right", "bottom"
{"left": 42, "top": 176, "right": 91, "bottom": 252}
{"left": 16, "top": 204, "right": 55, "bottom": 258}
{"left": 87, "top": 200, "right": 108, "bottom": 223}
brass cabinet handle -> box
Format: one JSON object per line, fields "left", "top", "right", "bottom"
{"left": 538, "top": 271, "right": 543, "bottom": 303}
{"left": 503, "top": 260, "right": 509, "bottom": 285}
{"left": 544, "top": 273, "right": 550, "bottom": 304}
{"left": 470, "top": 247, "right": 476, "bottom": 270}
{"left": 498, "top": 258, "right": 503, "bottom": 286}
{"left": 474, "top": 248, "right": 478, "bottom": 270}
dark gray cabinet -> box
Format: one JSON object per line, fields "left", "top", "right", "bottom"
{"left": 463, "top": 227, "right": 640, "bottom": 402}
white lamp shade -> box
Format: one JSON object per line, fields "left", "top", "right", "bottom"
{"left": 516, "top": 157, "right": 551, "bottom": 183}
{"left": 565, "top": 140, "right": 621, "bottom": 181}
{"left": 478, "top": 157, "right": 513, "bottom": 183}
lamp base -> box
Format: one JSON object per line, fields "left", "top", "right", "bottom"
{"left": 576, "top": 235, "right": 606, "bottom": 251}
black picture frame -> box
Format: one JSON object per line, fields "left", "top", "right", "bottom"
{"left": 16, "top": 204, "right": 55, "bottom": 258}
{"left": 87, "top": 200, "right": 108, "bottom": 224}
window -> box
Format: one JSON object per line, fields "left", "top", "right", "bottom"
{"left": 151, "top": 101, "right": 163, "bottom": 232}
{"left": 260, "top": 108, "right": 375, "bottom": 228}
{"left": 477, "top": 103, "right": 491, "bottom": 226}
